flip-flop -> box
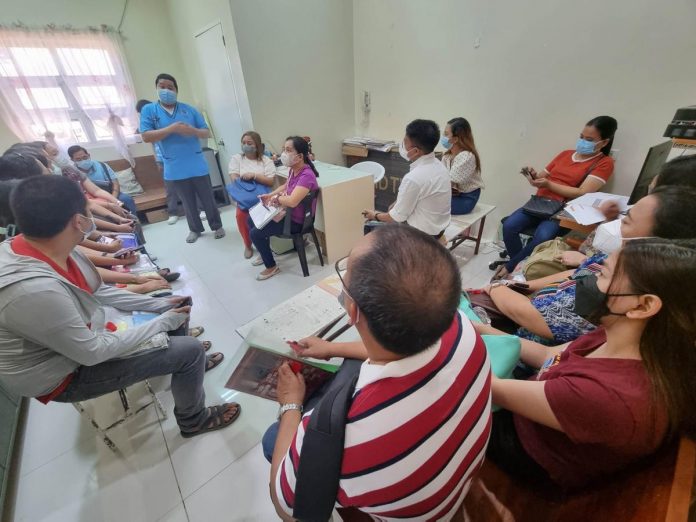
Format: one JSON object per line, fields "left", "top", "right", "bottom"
{"left": 189, "top": 326, "right": 205, "bottom": 337}
{"left": 179, "top": 403, "right": 241, "bottom": 439}
{"left": 158, "top": 268, "right": 181, "bottom": 283}
{"left": 201, "top": 340, "right": 212, "bottom": 352}
{"left": 205, "top": 352, "right": 224, "bottom": 372}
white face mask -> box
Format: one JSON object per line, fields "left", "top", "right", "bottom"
{"left": 78, "top": 215, "right": 97, "bottom": 241}
{"left": 399, "top": 140, "right": 411, "bottom": 162}
{"left": 592, "top": 218, "right": 623, "bottom": 254}
{"left": 280, "top": 151, "right": 296, "bottom": 167}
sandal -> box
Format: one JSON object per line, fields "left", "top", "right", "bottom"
{"left": 180, "top": 403, "right": 241, "bottom": 439}
{"left": 189, "top": 326, "right": 205, "bottom": 337}
{"left": 158, "top": 268, "right": 181, "bottom": 283}
{"left": 205, "top": 352, "right": 224, "bottom": 372}
{"left": 201, "top": 340, "right": 212, "bottom": 352}
{"left": 490, "top": 265, "right": 509, "bottom": 282}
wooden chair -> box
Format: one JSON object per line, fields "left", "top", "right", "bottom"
{"left": 274, "top": 190, "right": 324, "bottom": 277}
{"left": 454, "top": 437, "right": 695, "bottom": 521}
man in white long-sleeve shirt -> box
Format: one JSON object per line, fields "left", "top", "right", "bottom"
{"left": 362, "top": 119, "right": 451, "bottom": 237}
{"left": 0, "top": 176, "right": 239, "bottom": 438}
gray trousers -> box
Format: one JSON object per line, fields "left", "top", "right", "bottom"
{"left": 172, "top": 175, "right": 222, "bottom": 233}
{"left": 54, "top": 336, "right": 207, "bottom": 431}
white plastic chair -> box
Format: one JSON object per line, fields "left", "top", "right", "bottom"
{"left": 350, "top": 161, "right": 385, "bottom": 184}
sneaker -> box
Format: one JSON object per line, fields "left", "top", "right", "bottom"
{"left": 186, "top": 231, "right": 201, "bottom": 243}
{"left": 167, "top": 216, "right": 178, "bottom": 225}
{"left": 251, "top": 256, "right": 264, "bottom": 266}
{"left": 200, "top": 211, "right": 207, "bottom": 221}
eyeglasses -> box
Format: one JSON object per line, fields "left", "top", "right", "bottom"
{"left": 334, "top": 255, "right": 355, "bottom": 303}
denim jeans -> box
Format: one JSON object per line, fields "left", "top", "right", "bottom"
{"left": 118, "top": 192, "right": 138, "bottom": 215}
{"left": 502, "top": 207, "right": 561, "bottom": 271}
{"left": 249, "top": 217, "right": 302, "bottom": 269}
{"left": 451, "top": 188, "right": 481, "bottom": 215}
{"left": 53, "top": 336, "right": 208, "bottom": 431}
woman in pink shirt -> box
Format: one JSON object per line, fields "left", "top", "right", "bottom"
{"left": 250, "top": 136, "right": 319, "bottom": 281}
{"left": 478, "top": 238, "right": 696, "bottom": 488}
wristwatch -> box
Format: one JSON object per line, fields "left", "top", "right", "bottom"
{"left": 278, "top": 403, "right": 303, "bottom": 419}
{"left": 374, "top": 212, "right": 382, "bottom": 221}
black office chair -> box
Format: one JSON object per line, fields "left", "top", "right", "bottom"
{"left": 275, "top": 190, "right": 324, "bottom": 277}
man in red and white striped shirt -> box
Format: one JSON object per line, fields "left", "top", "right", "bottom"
{"left": 269, "top": 224, "right": 492, "bottom": 521}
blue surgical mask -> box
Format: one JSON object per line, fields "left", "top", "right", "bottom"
{"left": 158, "top": 89, "right": 177, "bottom": 105}
{"left": 440, "top": 136, "right": 452, "bottom": 150}
{"left": 75, "top": 159, "right": 94, "bottom": 171}
{"left": 576, "top": 138, "right": 598, "bottom": 155}
{"left": 241, "top": 144, "right": 256, "bottom": 155}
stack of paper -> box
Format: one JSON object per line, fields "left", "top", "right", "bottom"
{"left": 564, "top": 192, "right": 630, "bottom": 225}
{"left": 342, "top": 136, "right": 397, "bottom": 152}
{"left": 249, "top": 201, "right": 282, "bottom": 229}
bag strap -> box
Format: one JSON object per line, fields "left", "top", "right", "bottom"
{"left": 98, "top": 162, "right": 114, "bottom": 193}
{"left": 293, "top": 371, "right": 359, "bottom": 522}
{"left": 575, "top": 155, "right": 604, "bottom": 188}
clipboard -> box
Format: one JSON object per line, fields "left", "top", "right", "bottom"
{"left": 249, "top": 201, "right": 282, "bottom": 229}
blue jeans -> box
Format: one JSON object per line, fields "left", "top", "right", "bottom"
{"left": 54, "top": 336, "right": 208, "bottom": 431}
{"left": 451, "top": 188, "right": 481, "bottom": 215}
{"left": 502, "top": 207, "right": 561, "bottom": 271}
{"left": 118, "top": 192, "right": 138, "bottom": 215}
{"left": 249, "top": 217, "right": 302, "bottom": 269}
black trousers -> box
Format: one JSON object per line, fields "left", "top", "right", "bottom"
{"left": 172, "top": 175, "right": 222, "bottom": 233}
{"left": 486, "top": 410, "right": 551, "bottom": 485}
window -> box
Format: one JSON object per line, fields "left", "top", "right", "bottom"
{"left": 0, "top": 28, "right": 137, "bottom": 148}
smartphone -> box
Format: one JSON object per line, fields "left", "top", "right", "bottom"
{"left": 113, "top": 247, "right": 136, "bottom": 259}
{"left": 115, "top": 233, "right": 139, "bottom": 249}
{"left": 520, "top": 167, "right": 536, "bottom": 181}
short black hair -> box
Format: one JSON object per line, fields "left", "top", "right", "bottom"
{"left": 405, "top": 119, "right": 440, "bottom": 154}
{"left": 348, "top": 224, "right": 462, "bottom": 356}
{"left": 654, "top": 155, "right": 696, "bottom": 190}
{"left": 0, "top": 153, "right": 44, "bottom": 180}
{"left": 67, "top": 145, "right": 88, "bottom": 159}
{"left": 155, "top": 73, "right": 178, "bottom": 91}
{"left": 135, "top": 99, "right": 152, "bottom": 113}
{"left": 11, "top": 176, "right": 87, "bottom": 238}
{"left": 651, "top": 186, "right": 696, "bottom": 240}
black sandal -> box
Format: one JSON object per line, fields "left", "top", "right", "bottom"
{"left": 205, "top": 352, "right": 224, "bottom": 372}
{"left": 201, "top": 340, "right": 212, "bottom": 352}
{"left": 180, "top": 403, "right": 241, "bottom": 438}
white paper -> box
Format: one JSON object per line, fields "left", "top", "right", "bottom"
{"left": 564, "top": 192, "right": 630, "bottom": 225}
{"left": 249, "top": 201, "right": 281, "bottom": 229}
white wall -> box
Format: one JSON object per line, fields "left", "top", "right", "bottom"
{"left": 0, "top": 0, "right": 191, "bottom": 160}
{"left": 353, "top": 0, "right": 696, "bottom": 233}
{"left": 165, "top": 0, "right": 355, "bottom": 166}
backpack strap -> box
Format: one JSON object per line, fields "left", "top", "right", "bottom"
{"left": 293, "top": 363, "right": 360, "bottom": 522}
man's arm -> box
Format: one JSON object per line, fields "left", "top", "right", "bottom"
{"left": 93, "top": 284, "right": 175, "bottom": 313}
{"left": 295, "top": 337, "right": 368, "bottom": 361}
{"left": 2, "top": 287, "right": 186, "bottom": 366}
{"left": 388, "top": 179, "right": 420, "bottom": 223}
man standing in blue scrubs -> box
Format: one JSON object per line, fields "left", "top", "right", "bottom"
{"left": 140, "top": 73, "right": 225, "bottom": 243}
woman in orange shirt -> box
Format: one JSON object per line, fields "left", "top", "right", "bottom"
{"left": 496, "top": 116, "right": 617, "bottom": 279}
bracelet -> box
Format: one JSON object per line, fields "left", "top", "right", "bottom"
{"left": 374, "top": 212, "right": 381, "bottom": 221}
{"left": 278, "top": 403, "right": 303, "bottom": 419}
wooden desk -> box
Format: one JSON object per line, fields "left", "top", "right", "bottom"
{"left": 276, "top": 161, "right": 374, "bottom": 263}
{"left": 554, "top": 209, "right": 598, "bottom": 235}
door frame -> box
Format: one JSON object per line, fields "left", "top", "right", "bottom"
{"left": 193, "top": 19, "right": 254, "bottom": 138}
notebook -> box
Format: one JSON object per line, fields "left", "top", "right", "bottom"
{"left": 249, "top": 201, "right": 282, "bottom": 230}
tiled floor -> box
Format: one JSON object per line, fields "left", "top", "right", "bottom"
{"left": 9, "top": 206, "right": 502, "bottom": 522}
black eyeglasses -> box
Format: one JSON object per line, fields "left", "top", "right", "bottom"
{"left": 335, "top": 255, "right": 357, "bottom": 304}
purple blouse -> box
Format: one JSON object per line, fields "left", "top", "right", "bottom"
{"left": 286, "top": 165, "right": 319, "bottom": 223}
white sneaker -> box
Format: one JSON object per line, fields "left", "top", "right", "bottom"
{"left": 200, "top": 211, "right": 207, "bottom": 221}
{"left": 167, "top": 216, "right": 178, "bottom": 225}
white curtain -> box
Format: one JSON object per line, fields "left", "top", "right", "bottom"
{"left": 0, "top": 26, "right": 137, "bottom": 165}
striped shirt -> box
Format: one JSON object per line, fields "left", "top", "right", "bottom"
{"left": 275, "top": 312, "right": 492, "bottom": 520}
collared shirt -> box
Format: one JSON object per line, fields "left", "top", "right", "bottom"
{"left": 275, "top": 312, "right": 492, "bottom": 520}
{"left": 83, "top": 162, "right": 116, "bottom": 186}
{"left": 139, "top": 101, "right": 209, "bottom": 181}
{"left": 389, "top": 153, "right": 451, "bottom": 235}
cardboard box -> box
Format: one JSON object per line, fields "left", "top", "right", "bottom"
{"left": 145, "top": 208, "right": 169, "bottom": 224}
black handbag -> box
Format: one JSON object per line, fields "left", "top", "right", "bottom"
{"left": 522, "top": 155, "right": 604, "bottom": 219}
{"left": 521, "top": 196, "right": 564, "bottom": 219}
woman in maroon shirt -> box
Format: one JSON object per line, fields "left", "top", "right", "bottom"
{"left": 478, "top": 238, "right": 696, "bottom": 488}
